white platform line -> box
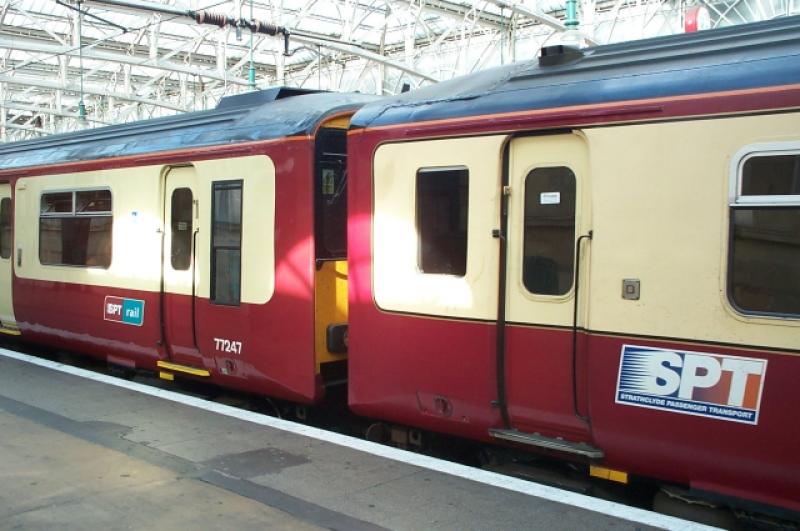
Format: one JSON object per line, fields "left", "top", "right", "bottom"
{"left": 0, "top": 348, "right": 719, "bottom": 531}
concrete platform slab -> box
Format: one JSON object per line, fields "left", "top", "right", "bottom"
{"left": 0, "top": 350, "right": 717, "bottom": 531}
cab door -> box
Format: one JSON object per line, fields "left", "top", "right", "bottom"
{"left": 0, "top": 183, "right": 17, "bottom": 333}
{"left": 162, "top": 167, "right": 203, "bottom": 367}
{"left": 503, "top": 133, "right": 592, "bottom": 440}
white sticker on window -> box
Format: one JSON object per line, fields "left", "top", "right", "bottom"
{"left": 540, "top": 192, "right": 561, "bottom": 205}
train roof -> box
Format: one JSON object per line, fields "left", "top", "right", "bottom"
{"left": 0, "top": 88, "right": 378, "bottom": 170}
{"left": 351, "top": 15, "right": 800, "bottom": 129}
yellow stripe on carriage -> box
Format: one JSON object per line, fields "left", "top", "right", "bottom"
{"left": 590, "top": 465, "right": 629, "bottom": 484}
{"left": 156, "top": 360, "right": 210, "bottom": 377}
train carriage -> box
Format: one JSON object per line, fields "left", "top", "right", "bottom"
{"left": 0, "top": 13, "right": 798, "bottom": 525}
{"left": 0, "top": 88, "right": 376, "bottom": 403}
{"left": 346, "top": 16, "right": 800, "bottom": 517}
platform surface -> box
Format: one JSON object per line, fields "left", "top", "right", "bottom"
{"left": 0, "top": 351, "right": 711, "bottom": 531}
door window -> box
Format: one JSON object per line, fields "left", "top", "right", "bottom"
{"left": 522, "top": 167, "right": 576, "bottom": 296}
{"left": 211, "top": 180, "right": 242, "bottom": 305}
{"left": 171, "top": 188, "right": 193, "bottom": 271}
{"left": 0, "top": 198, "right": 11, "bottom": 259}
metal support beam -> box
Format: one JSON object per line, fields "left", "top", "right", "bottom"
{"left": 0, "top": 36, "right": 252, "bottom": 86}
{"left": 0, "top": 73, "right": 188, "bottom": 112}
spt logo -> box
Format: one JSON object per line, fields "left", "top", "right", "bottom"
{"left": 104, "top": 296, "right": 145, "bottom": 327}
{"left": 616, "top": 345, "right": 766, "bottom": 424}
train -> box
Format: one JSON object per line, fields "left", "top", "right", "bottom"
{"left": 0, "top": 15, "right": 798, "bottom": 526}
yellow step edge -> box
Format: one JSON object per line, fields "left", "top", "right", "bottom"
{"left": 0, "top": 327, "right": 22, "bottom": 336}
{"left": 159, "top": 371, "right": 175, "bottom": 381}
{"left": 590, "top": 465, "right": 629, "bottom": 484}
{"left": 156, "top": 361, "right": 211, "bottom": 377}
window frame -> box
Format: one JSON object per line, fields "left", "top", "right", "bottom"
{"left": 0, "top": 197, "right": 11, "bottom": 260}
{"left": 170, "top": 187, "right": 194, "bottom": 271}
{"left": 38, "top": 187, "right": 113, "bottom": 269}
{"left": 727, "top": 141, "right": 800, "bottom": 319}
{"left": 520, "top": 165, "right": 578, "bottom": 298}
{"left": 210, "top": 179, "right": 243, "bottom": 306}
{"left": 415, "top": 165, "right": 470, "bottom": 277}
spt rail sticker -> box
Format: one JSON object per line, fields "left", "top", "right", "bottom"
{"left": 104, "top": 296, "right": 145, "bottom": 326}
{"left": 616, "top": 345, "right": 766, "bottom": 425}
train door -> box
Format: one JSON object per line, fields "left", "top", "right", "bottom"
{"left": 492, "top": 133, "right": 599, "bottom": 456}
{"left": 162, "top": 167, "right": 203, "bottom": 367}
{"left": 0, "top": 183, "right": 17, "bottom": 334}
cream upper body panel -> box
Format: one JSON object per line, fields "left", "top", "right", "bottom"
{"left": 16, "top": 166, "right": 163, "bottom": 293}
{"left": 15, "top": 155, "right": 275, "bottom": 305}
{"left": 585, "top": 112, "right": 799, "bottom": 351}
{"left": 192, "top": 157, "right": 275, "bottom": 305}
{"left": 372, "top": 135, "right": 506, "bottom": 320}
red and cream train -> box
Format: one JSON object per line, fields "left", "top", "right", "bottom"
{"left": 0, "top": 17, "right": 798, "bottom": 523}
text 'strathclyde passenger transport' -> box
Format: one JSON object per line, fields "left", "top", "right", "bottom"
{"left": 0, "top": 16, "right": 797, "bottom": 526}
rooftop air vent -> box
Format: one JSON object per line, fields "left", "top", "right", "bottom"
{"left": 538, "top": 45, "right": 584, "bottom": 67}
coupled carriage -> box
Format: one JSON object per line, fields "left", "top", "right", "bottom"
{"left": 0, "top": 16, "right": 798, "bottom": 523}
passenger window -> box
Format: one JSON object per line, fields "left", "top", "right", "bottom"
{"left": 39, "top": 189, "right": 112, "bottom": 268}
{"left": 171, "top": 188, "right": 193, "bottom": 271}
{"left": 522, "top": 167, "right": 576, "bottom": 296}
{"left": 730, "top": 153, "right": 800, "bottom": 315}
{"left": 416, "top": 167, "right": 468, "bottom": 276}
{"left": 0, "top": 198, "right": 11, "bottom": 259}
{"left": 211, "top": 180, "right": 242, "bottom": 305}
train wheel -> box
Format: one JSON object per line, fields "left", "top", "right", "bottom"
{"left": 364, "top": 422, "right": 389, "bottom": 444}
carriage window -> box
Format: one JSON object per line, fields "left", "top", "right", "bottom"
{"left": 729, "top": 153, "right": 800, "bottom": 315}
{"left": 211, "top": 180, "right": 242, "bottom": 305}
{"left": 0, "top": 198, "right": 11, "bottom": 259}
{"left": 522, "top": 167, "right": 576, "bottom": 296}
{"left": 39, "top": 189, "right": 112, "bottom": 268}
{"left": 416, "top": 167, "right": 468, "bottom": 276}
{"left": 171, "top": 188, "right": 193, "bottom": 271}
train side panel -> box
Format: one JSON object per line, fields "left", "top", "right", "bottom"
{"left": 349, "top": 109, "right": 800, "bottom": 512}
{"left": 14, "top": 165, "right": 163, "bottom": 365}
{"left": 347, "top": 134, "right": 506, "bottom": 440}
{"left": 12, "top": 145, "right": 320, "bottom": 403}
{"left": 583, "top": 112, "right": 800, "bottom": 510}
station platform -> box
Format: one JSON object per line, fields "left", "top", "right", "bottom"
{"left": 0, "top": 349, "right": 715, "bottom": 531}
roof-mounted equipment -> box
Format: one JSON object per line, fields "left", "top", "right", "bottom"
{"left": 216, "top": 87, "right": 325, "bottom": 110}
{"left": 539, "top": 45, "right": 584, "bottom": 67}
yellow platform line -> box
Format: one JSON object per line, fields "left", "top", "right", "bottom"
{"left": 0, "top": 327, "right": 21, "bottom": 336}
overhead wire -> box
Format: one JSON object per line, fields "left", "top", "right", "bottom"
{"left": 55, "top": 0, "right": 127, "bottom": 31}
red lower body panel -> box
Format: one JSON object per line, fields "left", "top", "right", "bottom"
{"left": 348, "top": 311, "right": 502, "bottom": 442}
{"left": 13, "top": 277, "right": 319, "bottom": 404}
{"left": 587, "top": 334, "right": 800, "bottom": 512}
{"left": 349, "top": 305, "right": 799, "bottom": 512}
